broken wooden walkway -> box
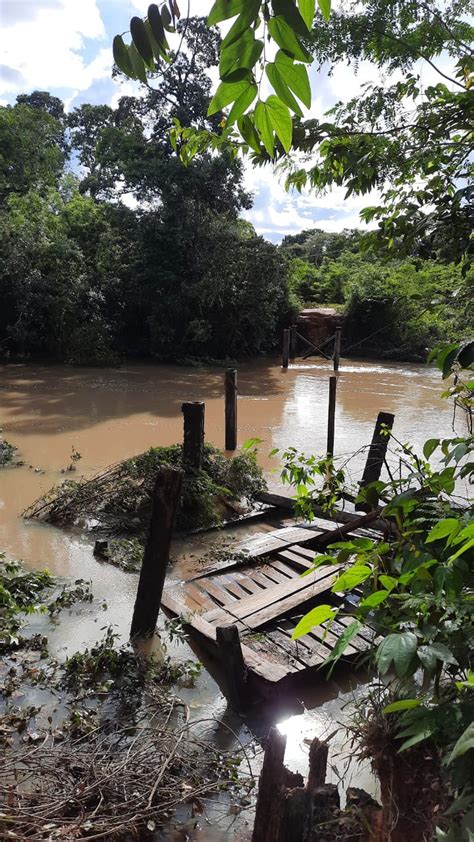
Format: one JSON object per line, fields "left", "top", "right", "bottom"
{"left": 161, "top": 515, "right": 379, "bottom": 688}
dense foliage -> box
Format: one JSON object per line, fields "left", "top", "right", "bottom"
{"left": 0, "top": 21, "right": 291, "bottom": 364}
{"left": 281, "top": 229, "right": 473, "bottom": 360}
{"left": 120, "top": 1, "right": 473, "bottom": 266}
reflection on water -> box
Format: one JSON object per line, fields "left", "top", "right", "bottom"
{"left": 0, "top": 356, "right": 453, "bottom": 827}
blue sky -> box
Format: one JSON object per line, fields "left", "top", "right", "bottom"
{"left": 0, "top": 0, "right": 449, "bottom": 242}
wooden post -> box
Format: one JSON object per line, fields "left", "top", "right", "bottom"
{"left": 356, "top": 411, "right": 395, "bottom": 512}
{"left": 290, "top": 324, "right": 297, "bottom": 360}
{"left": 282, "top": 329, "right": 290, "bottom": 369}
{"left": 326, "top": 376, "right": 337, "bottom": 456}
{"left": 130, "top": 466, "right": 183, "bottom": 639}
{"left": 306, "top": 739, "right": 329, "bottom": 793}
{"left": 252, "top": 727, "right": 287, "bottom": 842}
{"left": 216, "top": 624, "right": 246, "bottom": 710}
{"left": 181, "top": 401, "right": 204, "bottom": 471}
{"left": 224, "top": 368, "right": 237, "bottom": 451}
{"left": 333, "top": 326, "right": 341, "bottom": 372}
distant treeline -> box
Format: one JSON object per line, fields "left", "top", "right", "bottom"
{"left": 0, "top": 21, "right": 471, "bottom": 365}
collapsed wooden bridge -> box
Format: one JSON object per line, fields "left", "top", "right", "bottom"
{"left": 161, "top": 512, "right": 381, "bottom": 697}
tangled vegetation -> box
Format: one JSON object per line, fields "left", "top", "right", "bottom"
{"left": 0, "top": 436, "right": 18, "bottom": 467}
{"left": 283, "top": 349, "right": 473, "bottom": 840}
{"left": 24, "top": 443, "right": 267, "bottom": 538}
{"left": 0, "top": 559, "right": 254, "bottom": 839}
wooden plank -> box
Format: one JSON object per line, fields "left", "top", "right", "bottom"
{"left": 259, "top": 563, "right": 293, "bottom": 585}
{"left": 276, "top": 549, "right": 314, "bottom": 572}
{"left": 245, "top": 567, "right": 285, "bottom": 591}
{"left": 217, "top": 575, "right": 253, "bottom": 600}
{"left": 269, "top": 558, "right": 300, "bottom": 578}
{"left": 275, "top": 621, "right": 332, "bottom": 666}
{"left": 161, "top": 589, "right": 289, "bottom": 682}
{"left": 256, "top": 492, "right": 387, "bottom": 534}
{"left": 199, "top": 578, "right": 238, "bottom": 606}
{"left": 184, "top": 582, "right": 215, "bottom": 611}
{"left": 233, "top": 571, "right": 263, "bottom": 595}
{"left": 204, "top": 566, "right": 340, "bottom": 630}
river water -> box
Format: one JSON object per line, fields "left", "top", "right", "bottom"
{"left": 0, "top": 357, "right": 454, "bottom": 837}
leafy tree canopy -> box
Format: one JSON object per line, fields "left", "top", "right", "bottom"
{"left": 115, "top": 1, "right": 474, "bottom": 265}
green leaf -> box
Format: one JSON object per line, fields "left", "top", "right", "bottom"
{"left": 129, "top": 43, "right": 148, "bottom": 84}
{"left": 297, "top": 0, "right": 315, "bottom": 29}
{"left": 317, "top": 0, "right": 331, "bottom": 21}
{"left": 268, "top": 16, "right": 312, "bottom": 62}
{"left": 208, "top": 79, "right": 253, "bottom": 116}
{"left": 226, "top": 84, "right": 258, "bottom": 125}
{"left": 436, "top": 343, "right": 460, "bottom": 378}
{"left": 220, "top": 32, "right": 263, "bottom": 82}
{"left": 265, "top": 95, "right": 292, "bottom": 152}
{"left": 449, "top": 722, "right": 474, "bottom": 764}
{"left": 291, "top": 604, "right": 336, "bottom": 639}
{"left": 238, "top": 114, "right": 262, "bottom": 154}
{"left": 324, "top": 620, "right": 361, "bottom": 673}
{"left": 457, "top": 340, "right": 474, "bottom": 370}
{"left": 418, "top": 643, "right": 458, "bottom": 671}
{"left": 275, "top": 51, "right": 311, "bottom": 107}
{"left": 331, "top": 565, "right": 372, "bottom": 592}
{"left": 448, "top": 538, "right": 474, "bottom": 562}
{"left": 359, "top": 589, "right": 390, "bottom": 608}
{"left": 375, "top": 632, "right": 418, "bottom": 677}
{"left": 113, "top": 35, "right": 136, "bottom": 79}
{"left": 379, "top": 574, "right": 397, "bottom": 591}
{"left": 272, "top": 0, "right": 311, "bottom": 36}
{"left": 423, "top": 438, "right": 440, "bottom": 460}
{"left": 221, "top": 1, "right": 261, "bottom": 48}
{"left": 254, "top": 100, "right": 275, "bottom": 156}
{"left": 383, "top": 699, "right": 422, "bottom": 714}
{"left": 398, "top": 728, "right": 433, "bottom": 752}
{"left": 160, "top": 3, "right": 174, "bottom": 31}
{"left": 266, "top": 63, "right": 303, "bottom": 117}
{"left": 426, "top": 518, "right": 460, "bottom": 543}
{"left": 148, "top": 4, "right": 169, "bottom": 52}
{"left": 130, "top": 16, "right": 154, "bottom": 68}
{"left": 208, "top": 0, "right": 247, "bottom": 25}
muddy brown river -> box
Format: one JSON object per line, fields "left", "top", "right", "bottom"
{"left": 0, "top": 357, "right": 456, "bottom": 836}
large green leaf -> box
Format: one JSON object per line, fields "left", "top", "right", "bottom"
{"left": 208, "top": 0, "right": 247, "bottom": 25}
{"left": 275, "top": 51, "right": 311, "bottom": 107}
{"left": 291, "top": 604, "right": 336, "bottom": 640}
{"left": 317, "top": 0, "right": 331, "bottom": 22}
{"left": 148, "top": 4, "right": 169, "bottom": 52}
{"left": 268, "top": 16, "right": 312, "bottom": 62}
{"left": 297, "top": 0, "right": 315, "bottom": 29}
{"left": 423, "top": 438, "right": 440, "bottom": 459}
{"left": 129, "top": 43, "right": 148, "bottom": 84}
{"left": 265, "top": 95, "right": 293, "bottom": 152}
{"left": 272, "top": 0, "right": 311, "bottom": 36}
{"left": 238, "top": 113, "right": 262, "bottom": 154}
{"left": 220, "top": 32, "right": 263, "bottom": 82}
{"left": 457, "top": 339, "right": 474, "bottom": 370}
{"left": 426, "top": 518, "right": 460, "bottom": 543}
{"left": 226, "top": 83, "right": 258, "bottom": 125}
{"left": 375, "top": 632, "right": 418, "bottom": 677}
{"left": 221, "top": 0, "right": 261, "bottom": 48}
{"left": 418, "top": 643, "right": 458, "bottom": 671}
{"left": 331, "top": 564, "right": 372, "bottom": 592}
{"left": 359, "top": 589, "right": 390, "bottom": 608}
{"left": 130, "top": 16, "right": 154, "bottom": 69}
{"left": 208, "top": 79, "right": 253, "bottom": 116}
{"left": 254, "top": 100, "right": 275, "bottom": 156}
{"left": 113, "top": 35, "right": 135, "bottom": 79}
{"left": 267, "top": 63, "right": 303, "bottom": 116}
{"left": 449, "top": 722, "right": 474, "bottom": 764}
{"left": 160, "top": 4, "right": 174, "bottom": 32}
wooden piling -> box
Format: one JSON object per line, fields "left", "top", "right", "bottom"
{"left": 282, "top": 328, "right": 290, "bottom": 369}
{"left": 181, "top": 401, "right": 204, "bottom": 471}
{"left": 356, "top": 411, "right": 395, "bottom": 512}
{"left": 216, "top": 624, "right": 246, "bottom": 710}
{"left": 224, "top": 368, "right": 237, "bottom": 451}
{"left": 130, "top": 466, "right": 183, "bottom": 639}
{"left": 327, "top": 376, "right": 337, "bottom": 456}
{"left": 333, "top": 326, "right": 341, "bottom": 371}
{"left": 252, "top": 727, "right": 287, "bottom": 842}
{"left": 290, "top": 324, "right": 297, "bottom": 360}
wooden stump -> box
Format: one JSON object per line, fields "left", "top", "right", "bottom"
{"left": 252, "top": 727, "right": 287, "bottom": 842}
{"left": 282, "top": 329, "right": 290, "bottom": 369}
{"left": 130, "top": 466, "right": 183, "bottom": 639}
{"left": 356, "top": 411, "right": 395, "bottom": 511}
{"left": 216, "top": 624, "right": 246, "bottom": 710}
{"left": 225, "top": 369, "right": 237, "bottom": 451}
{"left": 333, "top": 326, "right": 342, "bottom": 371}
{"left": 182, "top": 401, "right": 205, "bottom": 471}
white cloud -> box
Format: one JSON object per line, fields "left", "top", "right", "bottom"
{"left": 1, "top": 0, "right": 108, "bottom": 97}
